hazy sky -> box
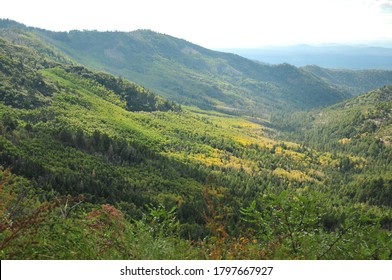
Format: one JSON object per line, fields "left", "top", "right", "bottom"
{"left": 1, "top": 0, "right": 392, "bottom": 48}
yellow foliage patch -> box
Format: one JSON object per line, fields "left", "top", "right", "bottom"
{"left": 338, "top": 138, "right": 351, "bottom": 144}
{"left": 273, "top": 168, "right": 314, "bottom": 182}
{"left": 318, "top": 153, "right": 339, "bottom": 167}
{"left": 283, "top": 149, "right": 307, "bottom": 162}
{"left": 233, "top": 134, "right": 276, "bottom": 148}
{"left": 348, "top": 155, "right": 367, "bottom": 169}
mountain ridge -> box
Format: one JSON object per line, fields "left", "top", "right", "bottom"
{"left": 2, "top": 19, "right": 392, "bottom": 117}
{"left": 3, "top": 22, "right": 346, "bottom": 115}
{"left": 302, "top": 65, "right": 392, "bottom": 96}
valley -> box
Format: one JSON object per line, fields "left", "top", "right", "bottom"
{"left": 0, "top": 19, "right": 391, "bottom": 260}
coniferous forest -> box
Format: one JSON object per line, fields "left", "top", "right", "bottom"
{"left": 0, "top": 19, "right": 391, "bottom": 259}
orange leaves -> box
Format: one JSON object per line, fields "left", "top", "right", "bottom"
{"left": 86, "top": 203, "right": 125, "bottom": 232}
{"left": 200, "top": 183, "right": 268, "bottom": 259}
{"left": 85, "top": 204, "right": 127, "bottom": 257}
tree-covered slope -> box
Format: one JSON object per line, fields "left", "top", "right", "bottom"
{"left": 280, "top": 86, "right": 392, "bottom": 148}
{"left": 302, "top": 65, "right": 392, "bottom": 96}
{"left": 2, "top": 20, "right": 392, "bottom": 117}
{"left": 1, "top": 20, "right": 391, "bottom": 260}
{"left": 0, "top": 36, "right": 178, "bottom": 112}
{"left": 33, "top": 26, "right": 348, "bottom": 115}
{"left": 1, "top": 34, "right": 330, "bottom": 212}
{"left": 274, "top": 86, "right": 392, "bottom": 208}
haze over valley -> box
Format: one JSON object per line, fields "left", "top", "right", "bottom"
{"left": 223, "top": 43, "right": 392, "bottom": 70}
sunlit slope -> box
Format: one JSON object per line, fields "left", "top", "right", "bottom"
{"left": 288, "top": 86, "right": 392, "bottom": 148}
{"left": 0, "top": 34, "right": 344, "bottom": 208}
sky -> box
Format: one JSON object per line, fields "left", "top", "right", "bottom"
{"left": 1, "top": 0, "right": 392, "bottom": 48}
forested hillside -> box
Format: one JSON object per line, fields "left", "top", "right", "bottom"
{"left": 273, "top": 86, "right": 392, "bottom": 208}
{"left": 3, "top": 20, "right": 392, "bottom": 117}
{"left": 34, "top": 26, "right": 392, "bottom": 116}
{"left": 302, "top": 65, "right": 392, "bottom": 96}
{"left": 0, "top": 19, "right": 391, "bottom": 260}
{"left": 1, "top": 20, "right": 351, "bottom": 116}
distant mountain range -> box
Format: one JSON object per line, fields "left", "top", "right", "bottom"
{"left": 222, "top": 44, "right": 392, "bottom": 70}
